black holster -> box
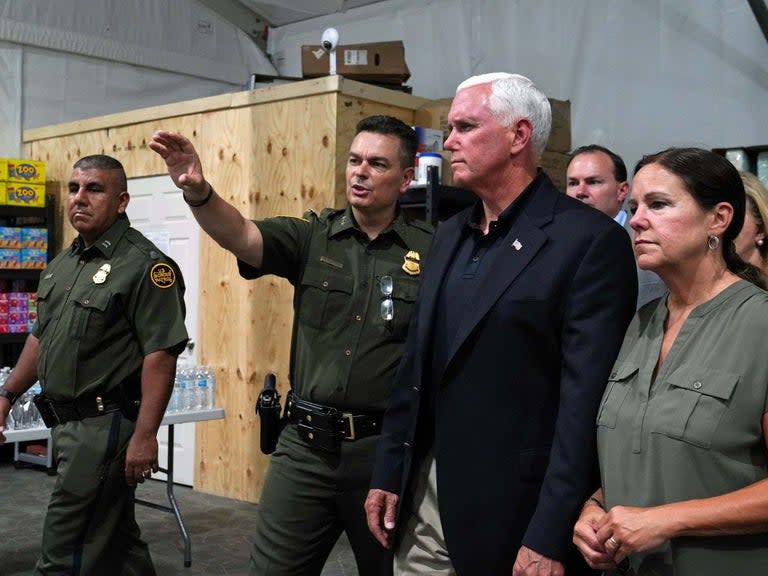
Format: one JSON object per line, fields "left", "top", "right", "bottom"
{"left": 255, "top": 373, "right": 282, "bottom": 454}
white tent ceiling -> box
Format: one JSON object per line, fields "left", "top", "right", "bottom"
{"left": 198, "top": 0, "right": 388, "bottom": 49}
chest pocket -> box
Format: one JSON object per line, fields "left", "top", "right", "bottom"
{"left": 70, "top": 287, "right": 114, "bottom": 340}
{"left": 389, "top": 276, "right": 420, "bottom": 341}
{"left": 596, "top": 363, "right": 638, "bottom": 429}
{"left": 297, "top": 265, "right": 354, "bottom": 331}
{"left": 34, "top": 277, "right": 56, "bottom": 333}
{"left": 652, "top": 366, "right": 739, "bottom": 449}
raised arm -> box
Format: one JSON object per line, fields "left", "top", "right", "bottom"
{"left": 149, "top": 130, "right": 265, "bottom": 268}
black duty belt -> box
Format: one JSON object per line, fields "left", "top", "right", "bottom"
{"left": 285, "top": 391, "right": 383, "bottom": 452}
{"left": 34, "top": 387, "right": 134, "bottom": 428}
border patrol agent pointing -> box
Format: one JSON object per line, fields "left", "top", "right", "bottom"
{"left": 150, "top": 116, "right": 433, "bottom": 575}
{"left": 0, "top": 155, "right": 188, "bottom": 575}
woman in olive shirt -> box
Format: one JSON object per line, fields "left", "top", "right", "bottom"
{"left": 573, "top": 148, "right": 768, "bottom": 575}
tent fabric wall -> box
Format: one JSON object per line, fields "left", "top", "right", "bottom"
{"left": 0, "top": 41, "right": 21, "bottom": 157}
{"left": 1, "top": 0, "right": 278, "bottom": 148}
{"left": 268, "top": 0, "right": 768, "bottom": 172}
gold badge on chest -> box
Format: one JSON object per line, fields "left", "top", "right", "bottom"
{"left": 402, "top": 250, "right": 421, "bottom": 276}
{"left": 93, "top": 263, "right": 111, "bottom": 284}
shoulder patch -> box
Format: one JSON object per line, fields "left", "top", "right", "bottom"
{"left": 150, "top": 263, "right": 176, "bottom": 288}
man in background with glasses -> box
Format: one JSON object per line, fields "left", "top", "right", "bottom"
{"left": 366, "top": 74, "right": 637, "bottom": 576}
{"left": 150, "top": 115, "right": 433, "bottom": 576}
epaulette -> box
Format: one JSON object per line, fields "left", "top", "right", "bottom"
{"left": 316, "top": 207, "right": 344, "bottom": 222}
{"left": 124, "top": 228, "right": 166, "bottom": 262}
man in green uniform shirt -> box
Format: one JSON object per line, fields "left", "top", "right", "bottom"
{"left": 0, "top": 155, "right": 188, "bottom": 575}
{"left": 150, "top": 116, "right": 433, "bottom": 575}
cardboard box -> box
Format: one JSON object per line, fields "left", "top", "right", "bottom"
{"left": 20, "top": 248, "right": 47, "bottom": 269}
{"left": 0, "top": 158, "right": 46, "bottom": 184}
{"left": 0, "top": 227, "right": 21, "bottom": 249}
{"left": 301, "top": 41, "right": 410, "bottom": 84}
{"left": 547, "top": 99, "right": 571, "bottom": 153}
{"left": 21, "top": 227, "right": 48, "bottom": 249}
{"left": 2, "top": 182, "right": 46, "bottom": 207}
{"left": 0, "top": 248, "right": 20, "bottom": 269}
{"left": 414, "top": 97, "right": 571, "bottom": 153}
{"left": 540, "top": 150, "right": 570, "bottom": 192}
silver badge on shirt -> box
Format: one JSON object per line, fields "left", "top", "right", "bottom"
{"left": 93, "top": 263, "right": 111, "bottom": 284}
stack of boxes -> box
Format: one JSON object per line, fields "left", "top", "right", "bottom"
{"left": 0, "top": 226, "right": 48, "bottom": 269}
{"left": 0, "top": 157, "right": 47, "bottom": 270}
{"left": 1, "top": 158, "right": 47, "bottom": 208}
{"left": 0, "top": 287, "right": 37, "bottom": 334}
{"left": 0, "top": 157, "right": 47, "bottom": 334}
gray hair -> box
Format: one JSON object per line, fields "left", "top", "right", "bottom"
{"left": 457, "top": 73, "right": 552, "bottom": 159}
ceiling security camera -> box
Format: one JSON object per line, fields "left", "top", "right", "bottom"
{"left": 321, "top": 28, "right": 339, "bottom": 75}
{"left": 321, "top": 28, "right": 339, "bottom": 52}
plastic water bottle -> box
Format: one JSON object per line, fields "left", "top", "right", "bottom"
{"left": 175, "top": 367, "right": 193, "bottom": 412}
{"left": 204, "top": 365, "right": 216, "bottom": 409}
{"left": 28, "top": 382, "right": 43, "bottom": 428}
{"left": 191, "top": 365, "right": 205, "bottom": 411}
{"left": 195, "top": 365, "right": 216, "bottom": 410}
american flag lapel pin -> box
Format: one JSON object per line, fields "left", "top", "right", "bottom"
{"left": 511, "top": 238, "right": 523, "bottom": 251}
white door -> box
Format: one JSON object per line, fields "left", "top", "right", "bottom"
{"left": 128, "top": 175, "right": 199, "bottom": 486}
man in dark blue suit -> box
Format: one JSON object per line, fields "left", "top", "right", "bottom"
{"left": 365, "top": 73, "right": 638, "bottom": 576}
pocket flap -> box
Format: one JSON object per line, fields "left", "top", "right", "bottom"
{"left": 36, "top": 277, "right": 55, "bottom": 300}
{"left": 667, "top": 367, "right": 739, "bottom": 401}
{"left": 393, "top": 277, "right": 419, "bottom": 302}
{"left": 73, "top": 287, "right": 111, "bottom": 311}
{"left": 301, "top": 266, "right": 353, "bottom": 294}
{"left": 608, "top": 362, "right": 639, "bottom": 382}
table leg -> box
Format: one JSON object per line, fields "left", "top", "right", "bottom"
{"left": 135, "top": 423, "right": 192, "bottom": 567}
{"left": 166, "top": 424, "right": 192, "bottom": 567}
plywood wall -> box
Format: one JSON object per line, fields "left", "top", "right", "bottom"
{"left": 23, "top": 77, "right": 428, "bottom": 502}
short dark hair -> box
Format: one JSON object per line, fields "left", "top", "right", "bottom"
{"left": 634, "top": 147, "right": 765, "bottom": 288}
{"left": 73, "top": 155, "right": 128, "bottom": 192}
{"left": 570, "top": 145, "right": 627, "bottom": 182}
{"left": 355, "top": 115, "right": 417, "bottom": 169}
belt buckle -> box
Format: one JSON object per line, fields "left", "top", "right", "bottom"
{"left": 342, "top": 412, "right": 356, "bottom": 440}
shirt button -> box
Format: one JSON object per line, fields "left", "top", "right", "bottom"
{"left": 403, "top": 441, "right": 411, "bottom": 448}
{"left": 355, "top": 315, "right": 362, "bottom": 321}
{"left": 412, "top": 385, "right": 420, "bottom": 392}
{"left": 693, "top": 381, "right": 702, "bottom": 389}
{"left": 345, "top": 349, "right": 352, "bottom": 356}
{"left": 65, "top": 286, "right": 71, "bottom": 291}
{"left": 322, "top": 281, "right": 329, "bottom": 288}
{"left": 472, "top": 256, "right": 479, "bottom": 262}
{"left": 83, "top": 299, "right": 90, "bottom": 305}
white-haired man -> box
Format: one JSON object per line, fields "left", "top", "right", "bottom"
{"left": 365, "top": 73, "right": 637, "bottom": 576}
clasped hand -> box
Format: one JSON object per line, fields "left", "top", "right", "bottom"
{"left": 573, "top": 503, "right": 670, "bottom": 570}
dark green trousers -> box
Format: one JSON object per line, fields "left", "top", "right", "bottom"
{"left": 250, "top": 423, "right": 393, "bottom": 575}
{"left": 34, "top": 412, "right": 156, "bottom": 576}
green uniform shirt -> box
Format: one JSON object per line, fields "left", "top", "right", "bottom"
{"left": 239, "top": 206, "right": 433, "bottom": 412}
{"left": 597, "top": 280, "right": 768, "bottom": 575}
{"left": 32, "top": 215, "right": 188, "bottom": 400}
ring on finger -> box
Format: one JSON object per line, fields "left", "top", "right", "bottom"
{"left": 607, "top": 536, "right": 620, "bottom": 548}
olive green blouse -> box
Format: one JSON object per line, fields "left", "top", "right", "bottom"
{"left": 597, "top": 280, "right": 768, "bottom": 575}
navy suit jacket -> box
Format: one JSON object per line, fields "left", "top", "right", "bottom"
{"left": 371, "top": 174, "right": 637, "bottom": 575}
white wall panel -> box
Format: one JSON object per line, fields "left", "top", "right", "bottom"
{"left": 0, "top": 41, "right": 21, "bottom": 157}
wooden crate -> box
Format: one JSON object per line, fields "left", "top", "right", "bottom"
{"left": 23, "top": 76, "right": 428, "bottom": 502}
